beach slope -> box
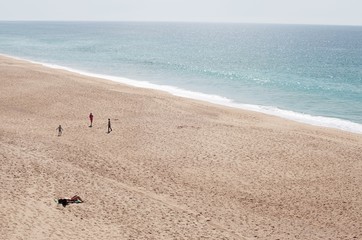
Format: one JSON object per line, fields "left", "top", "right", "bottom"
{"left": 1, "top": 55, "right": 362, "bottom": 239}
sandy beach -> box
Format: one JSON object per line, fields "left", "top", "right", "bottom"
{"left": 1, "top": 55, "right": 362, "bottom": 239}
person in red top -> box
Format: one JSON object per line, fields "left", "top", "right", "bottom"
{"left": 89, "top": 113, "right": 93, "bottom": 127}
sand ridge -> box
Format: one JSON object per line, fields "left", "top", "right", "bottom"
{"left": 1, "top": 55, "right": 362, "bottom": 239}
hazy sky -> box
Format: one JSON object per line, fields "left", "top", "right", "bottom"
{"left": 1, "top": 0, "right": 362, "bottom": 26}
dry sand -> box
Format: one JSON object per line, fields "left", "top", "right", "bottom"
{"left": 1, "top": 55, "right": 362, "bottom": 240}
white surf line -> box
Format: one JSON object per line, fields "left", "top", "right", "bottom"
{"left": 1, "top": 53, "right": 361, "bottom": 135}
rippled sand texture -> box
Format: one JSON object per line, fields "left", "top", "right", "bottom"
{"left": 1, "top": 56, "right": 362, "bottom": 239}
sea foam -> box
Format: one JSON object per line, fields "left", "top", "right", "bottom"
{"left": 2, "top": 53, "right": 362, "bottom": 135}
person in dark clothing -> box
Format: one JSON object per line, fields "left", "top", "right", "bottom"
{"left": 56, "top": 125, "right": 63, "bottom": 136}
{"left": 107, "top": 118, "right": 112, "bottom": 133}
{"left": 89, "top": 113, "right": 94, "bottom": 127}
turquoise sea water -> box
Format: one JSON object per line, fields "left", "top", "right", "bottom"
{"left": 1, "top": 22, "right": 362, "bottom": 133}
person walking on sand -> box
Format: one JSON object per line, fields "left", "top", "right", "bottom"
{"left": 56, "top": 125, "right": 63, "bottom": 136}
{"left": 89, "top": 113, "right": 93, "bottom": 127}
{"left": 107, "top": 118, "right": 112, "bottom": 133}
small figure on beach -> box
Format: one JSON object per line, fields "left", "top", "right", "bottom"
{"left": 107, "top": 118, "right": 112, "bottom": 133}
{"left": 56, "top": 125, "right": 63, "bottom": 136}
{"left": 89, "top": 113, "right": 94, "bottom": 127}
{"left": 56, "top": 195, "right": 83, "bottom": 207}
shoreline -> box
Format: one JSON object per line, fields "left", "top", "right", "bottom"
{"left": 1, "top": 54, "right": 362, "bottom": 239}
{"left": 1, "top": 53, "right": 361, "bottom": 135}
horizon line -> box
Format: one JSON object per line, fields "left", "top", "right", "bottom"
{"left": 1, "top": 20, "right": 362, "bottom": 27}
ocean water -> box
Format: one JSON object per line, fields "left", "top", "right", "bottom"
{"left": 1, "top": 21, "right": 362, "bottom": 133}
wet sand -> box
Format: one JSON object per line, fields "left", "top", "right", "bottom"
{"left": 1, "top": 55, "right": 362, "bottom": 239}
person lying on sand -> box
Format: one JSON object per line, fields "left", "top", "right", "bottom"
{"left": 56, "top": 195, "right": 83, "bottom": 207}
